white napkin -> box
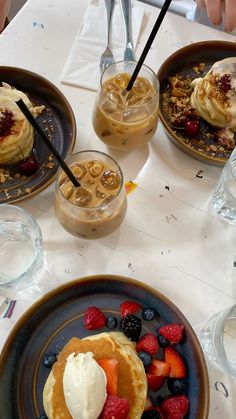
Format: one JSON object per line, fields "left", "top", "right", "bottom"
{"left": 60, "top": 0, "right": 144, "bottom": 91}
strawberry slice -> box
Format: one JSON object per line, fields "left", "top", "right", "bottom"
{"left": 165, "top": 346, "right": 187, "bottom": 378}
{"left": 146, "top": 373, "right": 165, "bottom": 391}
{"left": 120, "top": 301, "right": 141, "bottom": 317}
{"left": 159, "top": 323, "right": 184, "bottom": 345}
{"left": 137, "top": 333, "right": 159, "bottom": 356}
{"left": 98, "top": 358, "right": 118, "bottom": 396}
{"left": 161, "top": 395, "right": 189, "bottom": 419}
{"left": 148, "top": 359, "right": 171, "bottom": 377}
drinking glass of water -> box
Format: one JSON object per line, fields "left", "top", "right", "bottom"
{"left": 200, "top": 305, "right": 236, "bottom": 377}
{"left": 0, "top": 204, "right": 43, "bottom": 288}
{"left": 211, "top": 147, "right": 236, "bottom": 224}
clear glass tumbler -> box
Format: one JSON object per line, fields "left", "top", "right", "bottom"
{"left": 92, "top": 61, "right": 159, "bottom": 151}
{"left": 0, "top": 204, "right": 44, "bottom": 288}
{"left": 211, "top": 147, "right": 236, "bottom": 224}
{"left": 200, "top": 304, "right": 236, "bottom": 377}
{"left": 54, "top": 150, "right": 127, "bottom": 239}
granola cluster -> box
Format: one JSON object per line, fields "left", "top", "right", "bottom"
{"left": 161, "top": 62, "right": 235, "bottom": 160}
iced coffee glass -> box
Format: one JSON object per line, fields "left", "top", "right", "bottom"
{"left": 92, "top": 61, "right": 159, "bottom": 151}
{"left": 54, "top": 150, "right": 127, "bottom": 239}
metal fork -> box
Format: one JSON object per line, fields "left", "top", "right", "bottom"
{"left": 120, "top": 0, "right": 135, "bottom": 61}
{"left": 100, "top": 0, "right": 115, "bottom": 73}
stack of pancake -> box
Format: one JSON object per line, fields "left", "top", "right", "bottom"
{"left": 43, "top": 332, "right": 148, "bottom": 419}
{"left": 191, "top": 57, "right": 236, "bottom": 131}
{"left": 0, "top": 83, "right": 44, "bottom": 165}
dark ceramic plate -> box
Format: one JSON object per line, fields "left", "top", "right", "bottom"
{"left": 0, "top": 67, "right": 76, "bottom": 203}
{"left": 0, "top": 275, "right": 209, "bottom": 419}
{"left": 158, "top": 41, "right": 236, "bottom": 166}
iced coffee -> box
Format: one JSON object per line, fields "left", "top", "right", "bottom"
{"left": 92, "top": 61, "right": 159, "bottom": 151}
{"left": 54, "top": 151, "right": 127, "bottom": 239}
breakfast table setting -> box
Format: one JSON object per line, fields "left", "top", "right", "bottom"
{"left": 0, "top": 0, "right": 236, "bottom": 418}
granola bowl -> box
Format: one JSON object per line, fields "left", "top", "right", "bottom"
{"left": 158, "top": 41, "right": 236, "bottom": 166}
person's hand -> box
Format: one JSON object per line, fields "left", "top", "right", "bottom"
{"left": 196, "top": 0, "right": 236, "bottom": 31}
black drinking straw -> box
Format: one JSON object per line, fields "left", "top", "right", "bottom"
{"left": 16, "top": 99, "right": 80, "bottom": 188}
{"left": 126, "top": 0, "right": 173, "bottom": 92}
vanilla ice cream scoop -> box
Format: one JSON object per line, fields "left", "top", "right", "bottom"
{"left": 63, "top": 352, "right": 107, "bottom": 419}
{"left": 191, "top": 57, "right": 236, "bottom": 131}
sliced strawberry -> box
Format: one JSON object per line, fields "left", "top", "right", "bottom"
{"left": 161, "top": 395, "right": 189, "bottom": 419}
{"left": 120, "top": 301, "right": 141, "bottom": 317}
{"left": 159, "top": 323, "right": 184, "bottom": 345}
{"left": 146, "top": 373, "right": 165, "bottom": 391}
{"left": 97, "top": 358, "right": 118, "bottom": 396}
{"left": 83, "top": 306, "right": 106, "bottom": 330}
{"left": 144, "top": 397, "right": 153, "bottom": 411}
{"left": 137, "top": 333, "right": 159, "bottom": 356}
{"left": 100, "top": 394, "right": 130, "bottom": 419}
{"left": 148, "top": 359, "right": 171, "bottom": 377}
{"left": 165, "top": 346, "right": 187, "bottom": 378}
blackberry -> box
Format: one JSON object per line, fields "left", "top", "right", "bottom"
{"left": 138, "top": 351, "right": 152, "bottom": 368}
{"left": 142, "top": 307, "right": 157, "bottom": 321}
{"left": 43, "top": 352, "right": 57, "bottom": 368}
{"left": 141, "top": 409, "right": 162, "bottom": 419}
{"left": 167, "top": 378, "right": 187, "bottom": 395}
{"left": 157, "top": 334, "right": 169, "bottom": 348}
{"left": 120, "top": 314, "right": 142, "bottom": 342}
{"left": 106, "top": 315, "right": 118, "bottom": 329}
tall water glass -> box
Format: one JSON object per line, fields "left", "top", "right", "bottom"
{"left": 211, "top": 147, "right": 236, "bottom": 224}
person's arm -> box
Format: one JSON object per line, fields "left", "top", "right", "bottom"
{"left": 0, "top": 0, "right": 10, "bottom": 32}
{"left": 196, "top": 0, "right": 236, "bottom": 31}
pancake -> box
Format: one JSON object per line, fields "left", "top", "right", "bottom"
{"left": 43, "top": 332, "right": 147, "bottom": 419}
{"left": 0, "top": 83, "right": 44, "bottom": 165}
{"left": 191, "top": 57, "right": 236, "bottom": 131}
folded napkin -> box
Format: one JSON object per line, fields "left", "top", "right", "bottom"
{"left": 60, "top": 0, "right": 144, "bottom": 91}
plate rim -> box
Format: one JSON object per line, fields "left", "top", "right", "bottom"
{"left": 158, "top": 40, "right": 236, "bottom": 166}
{"left": 0, "top": 274, "right": 210, "bottom": 419}
{"left": 0, "top": 65, "right": 77, "bottom": 203}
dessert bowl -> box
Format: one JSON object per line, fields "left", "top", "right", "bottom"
{"left": 0, "top": 66, "right": 76, "bottom": 203}
{"left": 0, "top": 274, "right": 209, "bottom": 418}
{"left": 158, "top": 40, "right": 236, "bottom": 166}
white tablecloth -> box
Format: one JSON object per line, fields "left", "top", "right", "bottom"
{"left": 0, "top": 1, "right": 236, "bottom": 417}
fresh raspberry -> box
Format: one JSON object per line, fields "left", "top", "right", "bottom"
{"left": 100, "top": 394, "right": 130, "bottom": 419}
{"left": 159, "top": 323, "right": 184, "bottom": 345}
{"left": 120, "top": 301, "right": 141, "bottom": 317}
{"left": 83, "top": 306, "right": 106, "bottom": 330}
{"left": 137, "top": 333, "right": 159, "bottom": 355}
{"left": 161, "top": 395, "right": 189, "bottom": 419}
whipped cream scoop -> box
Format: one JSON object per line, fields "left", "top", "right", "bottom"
{"left": 63, "top": 352, "right": 107, "bottom": 419}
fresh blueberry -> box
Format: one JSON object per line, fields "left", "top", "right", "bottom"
{"left": 151, "top": 395, "right": 167, "bottom": 406}
{"left": 157, "top": 334, "right": 169, "bottom": 348}
{"left": 142, "top": 307, "right": 157, "bottom": 321}
{"left": 38, "top": 415, "right": 48, "bottom": 419}
{"left": 138, "top": 350, "right": 152, "bottom": 368}
{"left": 43, "top": 352, "right": 57, "bottom": 368}
{"left": 167, "top": 378, "right": 187, "bottom": 395}
{"left": 106, "top": 315, "right": 118, "bottom": 329}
